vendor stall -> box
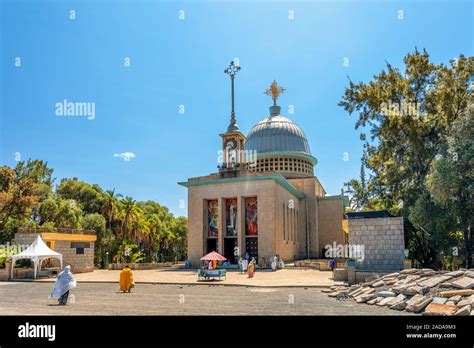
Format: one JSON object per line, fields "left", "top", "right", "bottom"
{"left": 198, "top": 251, "right": 227, "bottom": 280}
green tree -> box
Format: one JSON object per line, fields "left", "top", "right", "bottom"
{"left": 37, "top": 197, "right": 59, "bottom": 225}
{"left": 426, "top": 102, "right": 473, "bottom": 267}
{"left": 102, "top": 189, "right": 122, "bottom": 231}
{"left": 339, "top": 49, "right": 473, "bottom": 267}
{"left": 57, "top": 178, "right": 106, "bottom": 214}
{"left": 0, "top": 160, "right": 53, "bottom": 236}
{"left": 55, "top": 199, "right": 82, "bottom": 229}
{"left": 344, "top": 164, "right": 370, "bottom": 211}
{"left": 119, "top": 197, "right": 144, "bottom": 240}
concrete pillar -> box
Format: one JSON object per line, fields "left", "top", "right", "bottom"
{"left": 6, "top": 261, "right": 12, "bottom": 280}
{"left": 217, "top": 197, "right": 224, "bottom": 254}
{"left": 237, "top": 196, "right": 245, "bottom": 258}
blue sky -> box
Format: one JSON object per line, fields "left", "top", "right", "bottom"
{"left": 1, "top": 0, "right": 472, "bottom": 217}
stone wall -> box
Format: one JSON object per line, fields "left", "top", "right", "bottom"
{"left": 348, "top": 217, "right": 405, "bottom": 271}
{"left": 13, "top": 233, "right": 94, "bottom": 273}
{"left": 274, "top": 182, "right": 301, "bottom": 261}
{"left": 317, "top": 198, "right": 346, "bottom": 257}
{"left": 55, "top": 240, "right": 94, "bottom": 273}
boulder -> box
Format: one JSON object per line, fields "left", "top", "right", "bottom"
{"left": 405, "top": 295, "right": 432, "bottom": 313}
{"left": 378, "top": 291, "right": 396, "bottom": 298}
{"left": 386, "top": 294, "right": 406, "bottom": 307}
{"left": 390, "top": 300, "right": 407, "bottom": 311}
{"left": 457, "top": 295, "right": 474, "bottom": 307}
{"left": 465, "top": 270, "right": 474, "bottom": 278}
{"left": 401, "top": 285, "right": 429, "bottom": 296}
{"left": 432, "top": 297, "right": 447, "bottom": 304}
{"left": 377, "top": 296, "right": 395, "bottom": 307}
{"left": 384, "top": 278, "right": 398, "bottom": 286}
{"left": 418, "top": 275, "right": 452, "bottom": 288}
{"left": 445, "top": 301, "right": 456, "bottom": 306}
{"left": 445, "top": 270, "right": 465, "bottom": 277}
{"left": 355, "top": 292, "right": 377, "bottom": 303}
{"left": 447, "top": 295, "right": 462, "bottom": 304}
{"left": 423, "top": 303, "right": 458, "bottom": 316}
{"left": 451, "top": 277, "right": 474, "bottom": 289}
{"left": 349, "top": 287, "right": 366, "bottom": 297}
{"left": 367, "top": 296, "right": 384, "bottom": 305}
{"left": 439, "top": 289, "right": 474, "bottom": 298}
{"left": 372, "top": 280, "right": 385, "bottom": 288}
{"left": 364, "top": 274, "right": 381, "bottom": 283}
{"left": 454, "top": 305, "right": 471, "bottom": 316}
{"left": 400, "top": 268, "right": 418, "bottom": 274}
{"left": 439, "top": 282, "right": 454, "bottom": 288}
{"left": 382, "top": 272, "right": 400, "bottom": 279}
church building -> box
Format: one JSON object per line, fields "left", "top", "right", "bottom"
{"left": 179, "top": 62, "right": 348, "bottom": 266}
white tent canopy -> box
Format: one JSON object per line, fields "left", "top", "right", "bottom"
{"left": 10, "top": 235, "right": 63, "bottom": 279}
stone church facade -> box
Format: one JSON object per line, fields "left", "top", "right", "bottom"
{"left": 179, "top": 67, "right": 348, "bottom": 267}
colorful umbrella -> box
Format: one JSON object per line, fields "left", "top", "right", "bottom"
{"left": 200, "top": 251, "right": 227, "bottom": 261}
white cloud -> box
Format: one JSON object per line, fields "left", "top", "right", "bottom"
{"left": 113, "top": 152, "right": 136, "bottom": 161}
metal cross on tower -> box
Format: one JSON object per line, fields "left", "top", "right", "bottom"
{"left": 224, "top": 61, "right": 241, "bottom": 132}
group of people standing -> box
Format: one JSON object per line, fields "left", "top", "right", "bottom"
{"left": 237, "top": 254, "right": 284, "bottom": 278}
{"left": 270, "top": 255, "right": 284, "bottom": 271}
{"left": 238, "top": 256, "right": 257, "bottom": 278}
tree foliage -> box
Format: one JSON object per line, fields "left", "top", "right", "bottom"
{"left": 340, "top": 49, "right": 473, "bottom": 267}
{"left": 0, "top": 160, "right": 188, "bottom": 266}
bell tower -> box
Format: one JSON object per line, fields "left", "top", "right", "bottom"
{"left": 219, "top": 61, "right": 246, "bottom": 177}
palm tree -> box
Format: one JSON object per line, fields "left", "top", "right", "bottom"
{"left": 103, "top": 189, "right": 122, "bottom": 231}
{"left": 120, "top": 196, "right": 142, "bottom": 240}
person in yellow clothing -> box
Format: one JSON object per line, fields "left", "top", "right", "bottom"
{"left": 119, "top": 265, "right": 135, "bottom": 293}
{"left": 247, "top": 260, "right": 255, "bottom": 278}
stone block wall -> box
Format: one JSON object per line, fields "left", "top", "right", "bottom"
{"left": 13, "top": 232, "right": 94, "bottom": 273}
{"left": 55, "top": 240, "right": 94, "bottom": 273}
{"left": 348, "top": 217, "right": 405, "bottom": 271}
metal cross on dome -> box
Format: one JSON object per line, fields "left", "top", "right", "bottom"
{"left": 265, "top": 80, "right": 285, "bottom": 106}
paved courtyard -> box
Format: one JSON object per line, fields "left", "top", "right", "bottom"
{"left": 0, "top": 282, "right": 411, "bottom": 315}
{"left": 35, "top": 268, "right": 343, "bottom": 287}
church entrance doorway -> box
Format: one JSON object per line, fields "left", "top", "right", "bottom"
{"left": 206, "top": 238, "right": 217, "bottom": 253}
{"left": 224, "top": 237, "right": 237, "bottom": 264}
{"left": 245, "top": 237, "right": 258, "bottom": 260}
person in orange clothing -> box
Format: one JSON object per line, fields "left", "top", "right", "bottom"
{"left": 119, "top": 265, "right": 135, "bottom": 293}
{"left": 247, "top": 259, "right": 255, "bottom": 278}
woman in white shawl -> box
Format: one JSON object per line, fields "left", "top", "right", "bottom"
{"left": 271, "top": 256, "right": 277, "bottom": 271}
{"left": 50, "top": 265, "right": 76, "bottom": 305}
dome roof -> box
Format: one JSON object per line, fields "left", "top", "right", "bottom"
{"left": 245, "top": 107, "right": 313, "bottom": 159}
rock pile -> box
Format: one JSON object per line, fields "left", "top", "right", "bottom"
{"left": 323, "top": 268, "right": 474, "bottom": 315}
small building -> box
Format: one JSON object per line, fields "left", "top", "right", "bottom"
{"left": 346, "top": 211, "right": 405, "bottom": 271}
{"left": 14, "top": 227, "right": 97, "bottom": 273}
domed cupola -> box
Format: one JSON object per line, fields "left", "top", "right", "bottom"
{"left": 244, "top": 81, "right": 317, "bottom": 178}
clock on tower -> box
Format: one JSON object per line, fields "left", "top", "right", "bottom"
{"left": 219, "top": 61, "right": 246, "bottom": 177}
